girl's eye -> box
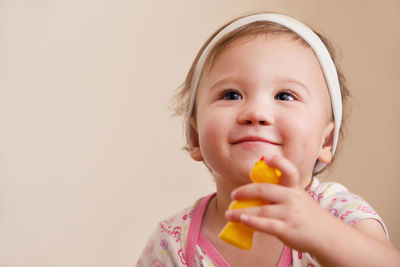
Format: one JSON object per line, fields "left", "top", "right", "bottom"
{"left": 275, "top": 91, "right": 296, "bottom": 101}
{"left": 221, "top": 90, "right": 243, "bottom": 100}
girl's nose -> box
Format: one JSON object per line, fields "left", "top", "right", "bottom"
{"left": 237, "top": 103, "right": 274, "bottom": 126}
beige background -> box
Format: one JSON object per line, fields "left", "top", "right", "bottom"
{"left": 1, "top": 0, "right": 399, "bottom": 266}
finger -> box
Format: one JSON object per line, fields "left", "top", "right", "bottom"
{"left": 239, "top": 214, "right": 285, "bottom": 236}
{"left": 266, "top": 155, "right": 300, "bottom": 188}
{"left": 232, "top": 183, "right": 288, "bottom": 203}
{"left": 225, "top": 204, "right": 284, "bottom": 222}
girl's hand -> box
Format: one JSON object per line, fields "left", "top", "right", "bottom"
{"left": 226, "top": 156, "right": 400, "bottom": 265}
{"left": 225, "top": 155, "right": 340, "bottom": 253}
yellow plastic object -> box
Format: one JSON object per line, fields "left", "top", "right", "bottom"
{"left": 218, "top": 157, "right": 282, "bottom": 250}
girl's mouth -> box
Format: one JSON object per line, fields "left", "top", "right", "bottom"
{"left": 232, "top": 136, "right": 280, "bottom": 146}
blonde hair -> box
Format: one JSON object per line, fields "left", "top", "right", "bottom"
{"left": 172, "top": 13, "right": 350, "bottom": 173}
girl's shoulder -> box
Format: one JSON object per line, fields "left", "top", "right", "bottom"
{"left": 307, "top": 177, "right": 350, "bottom": 200}
{"left": 136, "top": 196, "right": 205, "bottom": 266}
{"left": 307, "top": 177, "right": 388, "bottom": 236}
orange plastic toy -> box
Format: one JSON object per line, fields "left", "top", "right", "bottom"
{"left": 218, "top": 157, "right": 282, "bottom": 250}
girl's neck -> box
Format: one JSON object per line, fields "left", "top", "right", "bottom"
{"left": 200, "top": 179, "right": 286, "bottom": 267}
{"left": 214, "top": 180, "right": 237, "bottom": 219}
{"left": 201, "top": 179, "right": 236, "bottom": 235}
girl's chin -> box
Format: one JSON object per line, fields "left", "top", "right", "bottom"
{"left": 217, "top": 158, "right": 259, "bottom": 182}
{"left": 230, "top": 151, "right": 278, "bottom": 166}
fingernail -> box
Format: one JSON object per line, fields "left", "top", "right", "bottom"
{"left": 225, "top": 210, "right": 232, "bottom": 218}
{"left": 240, "top": 214, "right": 249, "bottom": 222}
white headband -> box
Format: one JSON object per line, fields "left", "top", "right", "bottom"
{"left": 187, "top": 13, "right": 342, "bottom": 172}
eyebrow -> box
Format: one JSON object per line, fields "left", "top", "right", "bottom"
{"left": 276, "top": 77, "right": 311, "bottom": 94}
{"left": 209, "top": 76, "right": 241, "bottom": 91}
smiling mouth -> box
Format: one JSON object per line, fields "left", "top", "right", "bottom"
{"left": 232, "top": 137, "right": 280, "bottom": 146}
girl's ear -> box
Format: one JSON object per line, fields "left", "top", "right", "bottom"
{"left": 188, "top": 117, "right": 203, "bottom": 161}
{"left": 318, "top": 121, "right": 335, "bottom": 164}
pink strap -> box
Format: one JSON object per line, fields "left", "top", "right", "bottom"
{"left": 184, "top": 193, "right": 292, "bottom": 267}
{"left": 184, "top": 193, "right": 216, "bottom": 267}
{"left": 198, "top": 232, "right": 231, "bottom": 267}
{"left": 277, "top": 246, "right": 293, "bottom": 267}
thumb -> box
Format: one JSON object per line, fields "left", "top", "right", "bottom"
{"left": 265, "top": 155, "right": 300, "bottom": 188}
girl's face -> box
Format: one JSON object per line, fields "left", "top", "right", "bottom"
{"left": 190, "top": 34, "right": 334, "bottom": 189}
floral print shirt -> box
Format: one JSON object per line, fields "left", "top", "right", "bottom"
{"left": 136, "top": 178, "right": 388, "bottom": 267}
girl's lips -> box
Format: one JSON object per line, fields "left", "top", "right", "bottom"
{"left": 232, "top": 136, "right": 280, "bottom": 146}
